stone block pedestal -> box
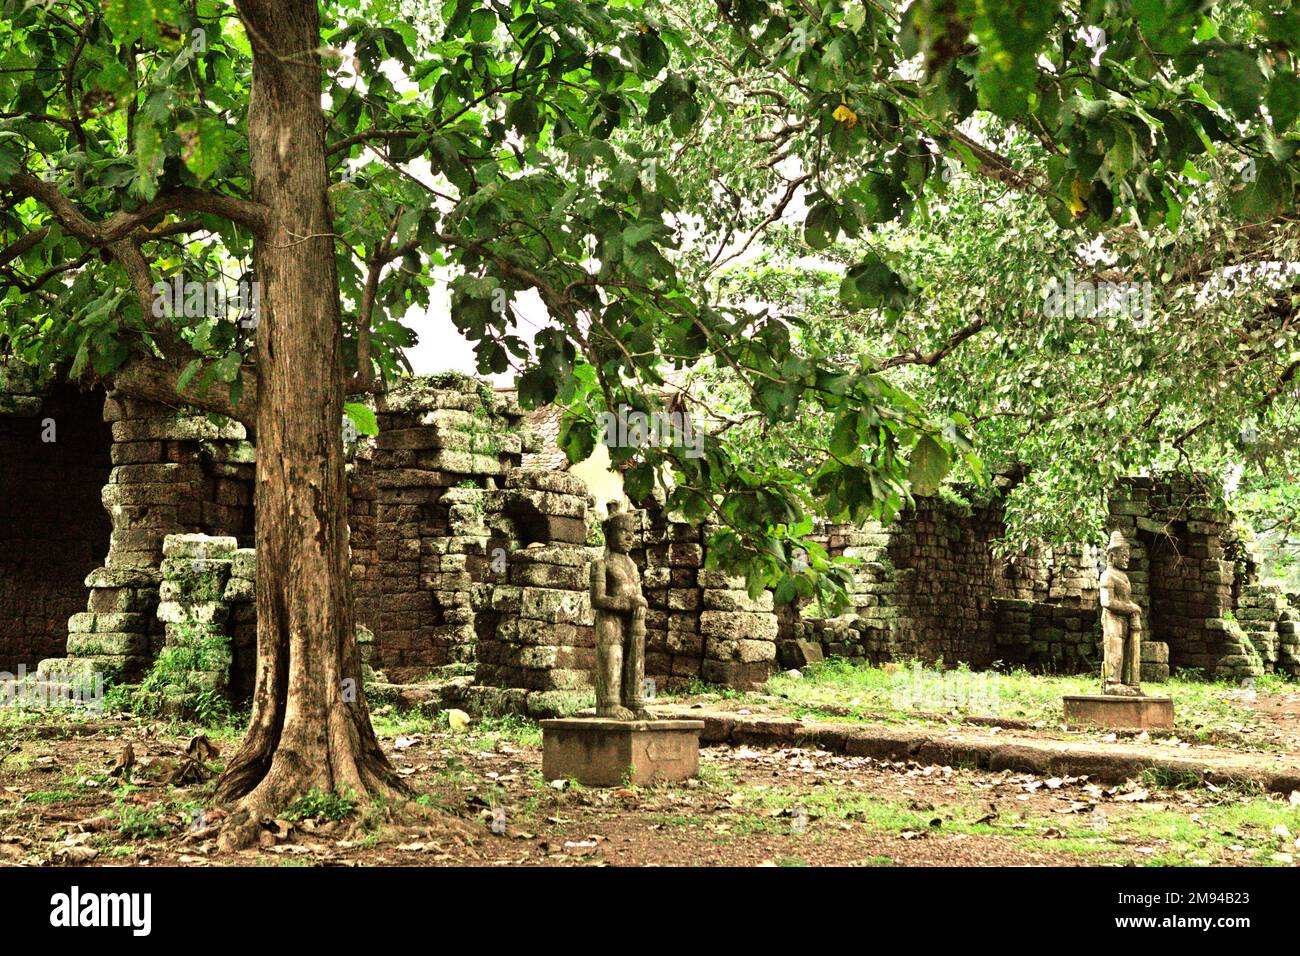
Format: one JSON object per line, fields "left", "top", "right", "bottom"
{"left": 541, "top": 718, "right": 705, "bottom": 787}
{"left": 1062, "top": 694, "right": 1174, "bottom": 730}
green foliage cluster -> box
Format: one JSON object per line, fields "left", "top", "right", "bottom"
{"left": 285, "top": 787, "right": 359, "bottom": 822}
{"left": 0, "top": 0, "right": 1296, "bottom": 602}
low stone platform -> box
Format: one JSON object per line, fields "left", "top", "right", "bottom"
{"left": 1062, "top": 694, "right": 1174, "bottom": 730}
{"left": 541, "top": 718, "right": 705, "bottom": 787}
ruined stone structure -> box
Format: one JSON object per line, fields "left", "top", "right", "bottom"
{"left": 53, "top": 395, "right": 254, "bottom": 685}
{"left": 1236, "top": 583, "right": 1300, "bottom": 677}
{"left": 3, "top": 371, "right": 768, "bottom": 716}
{"left": 634, "top": 510, "right": 777, "bottom": 693}
{"left": 359, "top": 377, "right": 536, "bottom": 681}
{"left": 786, "top": 497, "right": 1009, "bottom": 670}
{"left": 787, "top": 475, "right": 1300, "bottom": 683}
{"left": 3, "top": 362, "right": 1295, "bottom": 715}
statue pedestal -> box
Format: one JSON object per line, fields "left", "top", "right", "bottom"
{"left": 1062, "top": 695, "right": 1174, "bottom": 730}
{"left": 541, "top": 718, "right": 704, "bottom": 787}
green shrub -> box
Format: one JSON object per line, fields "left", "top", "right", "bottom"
{"left": 285, "top": 787, "right": 357, "bottom": 822}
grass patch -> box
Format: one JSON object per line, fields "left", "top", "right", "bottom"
{"left": 371, "top": 705, "right": 433, "bottom": 738}
{"left": 23, "top": 789, "right": 80, "bottom": 804}
{"left": 460, "top": 714, "right": 542, "bottom": 751}
{"left": 723, "top": 658, "right": 1299, "bottom": 751}
{"left": 1139, "top": 766, "right": 1207, "bottom": 791}
{"left": 285, "top": 787, "right": 357, "bottom": 822}
{"left": 1106, "top": 796, "right": 1300, "bottom": 865}
{"left": 669, "top": 677, "right": 744, "bottom": 701}
{"left": 701, "top": 769, "right": 1300, "bottom": 866}
{"left": 116, "top": 801, "right": 176, "bottom": 840}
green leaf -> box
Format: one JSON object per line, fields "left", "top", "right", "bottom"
{"left": 774, "top": 575, "right": 797, "bottom": 605}
{"left": 469, "top": 9, "right": 497, "bottom": 43}
{"left": 212, "top": 352, "right": 242, "bottom": 383}
{"left": 558, "top": 414, "right": 596, "bottom": 465}
{"left": 968, "top": 0, "right": 1061, "bottom": 117}
{"left": 178, "top": 118, "right": 228, "bottom": 183}
{"left": 804, "top": 203, "right": 838, "bottom": 250}
{"left": 1268, "top": 72, "right": 1300, "bottom": 132}
{"left": 908, "top": 435, "right": 950, "bottom": 496}
{"left": 344, "top": 402, "right": 379, "bottom": 437}
{"left": 1231, "top": 156, "right": 1289, "bottom": 221}
{"left": 177, "top": 358, "right": 204, "bottom": 391}
{"left": 518, "top": 367, "right": 558, "bottom": 408}
{"left": 840, "top": 253, "right": 910, "bottom": 310}
{"left": 829, "top": 412, "right": 860, "bottom": 458}
{"left": 0, "top": 142, "right": 19, "bottom": 182}
{"left": 103, "top": 0, "right": 157, "bottom": 44}
{"left": 1205, "top": 48, "right": 1266, "bottom": 122}
{"left": 102, "top": 0, "right": 182, "bottom": 45}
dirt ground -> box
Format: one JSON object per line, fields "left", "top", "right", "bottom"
{"left": 3, "top": 707, "right": 1299, "bottom": 867}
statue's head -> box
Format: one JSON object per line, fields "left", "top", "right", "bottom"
{"left": 1106, "top": 529, "right": 1131, "bottom": 569}
{"left": 603, "top": 502, "right": 638, "bottom": 554}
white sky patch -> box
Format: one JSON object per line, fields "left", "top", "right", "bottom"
{"left": 1195, "top": 260, "right": 1300, "bottom": 308}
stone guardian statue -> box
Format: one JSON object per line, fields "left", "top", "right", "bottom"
{"left": 590, "top": 503, "right": 652, "bottom": 720}
{"left": 1100, "top": 529, "right": 1143, "bottom": 696}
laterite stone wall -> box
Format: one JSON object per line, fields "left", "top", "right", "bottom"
{"left": 786, "top": 497, "right": 1006, "bottom": 669}
{"left": 786, "top": 475, "right": 1299, "bottom": 683}
{"left": 14, "top": 360, "right": 1297, "bottom": 708}
{"left": 0, "top": 370, "right": 111, "bottom": 673}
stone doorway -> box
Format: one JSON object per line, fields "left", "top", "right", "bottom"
{"left": 0, "top": 386, "right": 112, "bottom": 673}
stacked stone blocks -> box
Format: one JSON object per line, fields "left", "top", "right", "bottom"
{"left": 42, "top": 393, "right": 253, "bottom": 683}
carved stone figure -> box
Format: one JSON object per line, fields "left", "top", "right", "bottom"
{"left": 590, "top": 503, "right": 652, "bottom": 720}
{"left": 1100, "top": 529, "right": 1143, "bottom": 696}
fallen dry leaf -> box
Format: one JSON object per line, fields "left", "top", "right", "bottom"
{"left": 55, "top": 845, "right": 98, "bottom": 864}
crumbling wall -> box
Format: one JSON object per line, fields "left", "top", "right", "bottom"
{"left": 348, "top": 444, "right": 380, "bottom": 651}
{"left": 991, "top": 598, "right": 1099, "bottom": 673}
{"left": 1107, "top": 477, "right": 1244, "bottom": 681}
{"left": 631, "top": 507, "right": 777, "bottom": 692}
{"left": 464, "top": 470, "right": 597, "bottom": 715}
{"left": 785, "top": 497, "right": 1005, "bottom": 669}
{"left": 152, "top": 534, "right": 242, "bottom": 712}
{"left": 43, "top": 369, "right": 1295, "bottom": 701}
{"left": 638, "top": 509, "right": 702, "bottom": 689}
{"left": 46, "top": 393, "right": 254, "bottom": 683}
{"left": 783, "top": 475, "right": 1278, "bottom": 683}
{"left": 991, "top": 534, "right": 1103, "bottom": 675}
{"left": 1234, "top": 584, "right": 1300, "bottom": 677}
{"left": 145, "top": 534, "right": 372, "bottom": 715}
{"left": 0, "top": 370, "right": 111, "bottom": 673}
{"left": 367, "top": 375, "right": 535, "bottom": 681}
{"left": 33, "top": 373, "right": 566, "bottom": 699}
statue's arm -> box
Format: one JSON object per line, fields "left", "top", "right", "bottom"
{"left": 590, "top": 560, "right": 629, "bottom": 612}
{"left": 1100, "top": 582, "right": 1142, "bottom": 616}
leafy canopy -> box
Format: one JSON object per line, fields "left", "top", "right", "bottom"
{"left": 1, "top": 0, "right": 1297, "bottom": 605}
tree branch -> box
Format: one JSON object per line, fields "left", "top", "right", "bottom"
{"left": 5, "top": 173, "right": 271, "bottom": 243}
{"left": 109, "top": 350, "right": 258, "bottom": 427}
{"left": 0, "top": 225, "right": 51, "bottom": 268}
{"left": 878, "top": 317, "right": 990, "bottom": 370}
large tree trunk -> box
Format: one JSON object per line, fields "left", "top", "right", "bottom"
{"left": 215, "top": 0, "right": 401, "bottom": 846}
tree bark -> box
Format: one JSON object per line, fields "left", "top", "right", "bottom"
{"left": 215, "top": 0, "right": 401, "bottom": 845}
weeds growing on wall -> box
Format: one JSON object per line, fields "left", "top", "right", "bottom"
{"left": 128, "top": 623, "right": 236, "bottom": 728}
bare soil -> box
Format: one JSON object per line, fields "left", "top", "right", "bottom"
{"left": 3, "top": 711, "right": 1297, "bottom": 867}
